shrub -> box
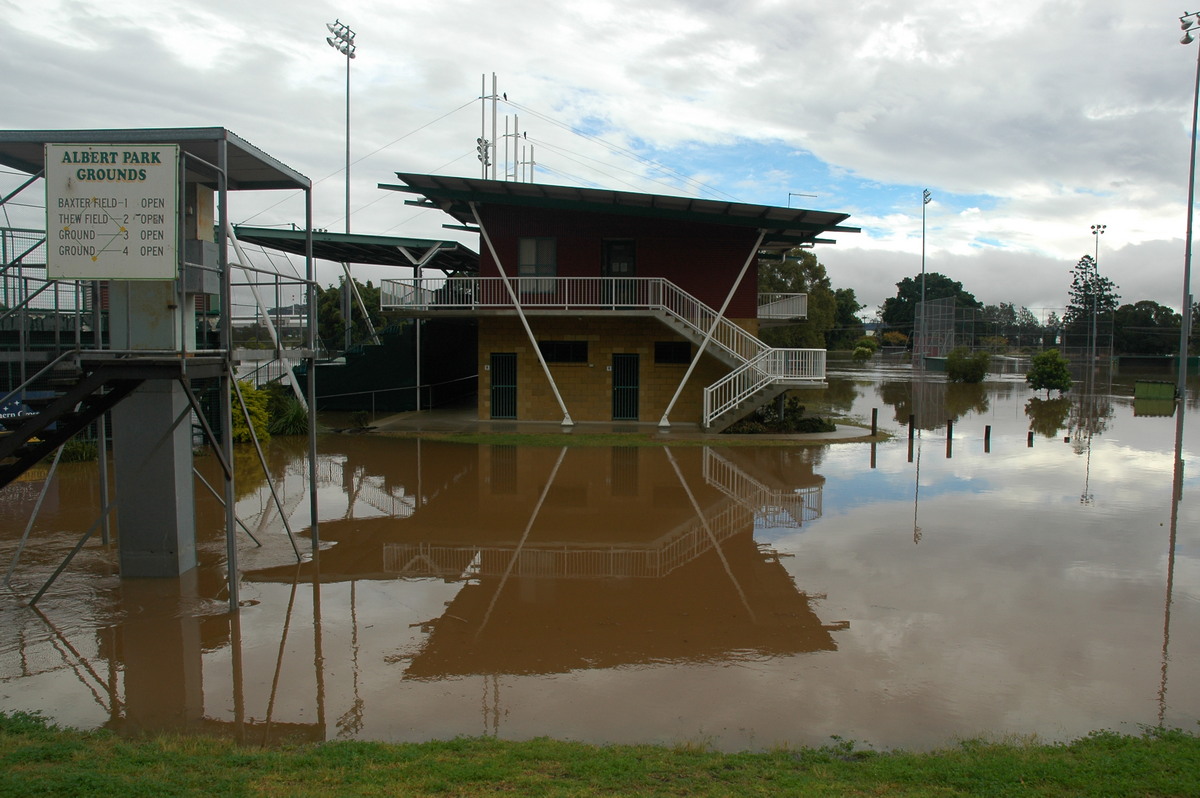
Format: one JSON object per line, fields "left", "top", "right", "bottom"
{"left": 232, "top": 381, "right": 271, "bottom": 444}
{"left": 724, "top": 397, "right": 836, "bottom": 434}
{"left": 853, "top": 336, "right": 879, "bottom": 353}
{"left": 852, "top": 346, "right": 873, "bottom": 362}
{"left": 946, "top": 347, "right": 990, "bottom": 383}
{"left": 980, "top": 335, "right": 1008, "bottom": 353}
{"left": 1027, "top": 348, "right": 1073, "bottom": 396}
{"left": 882, "top": 331, "right": 908, "bottom": 347}
{"left": 268, "top": 397, "right": 309, "bottom": 436}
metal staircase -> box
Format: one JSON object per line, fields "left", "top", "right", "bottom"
{"left": 649, "top": 280, "right": 825, "bottom": 430}
{"left": 0, "top": 355, "right": 224, "bottom": 490}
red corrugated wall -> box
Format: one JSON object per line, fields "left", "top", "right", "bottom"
{"left": 476, "top": 205, "right": 761, "bottom": 317}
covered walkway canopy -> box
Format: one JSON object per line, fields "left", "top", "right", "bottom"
{"left": 232, "top": 226, "right": 478, "bottom": 274}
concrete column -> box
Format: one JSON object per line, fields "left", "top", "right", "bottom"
{"left": 112, "top": 380, "right": 197, "bottom": 577}
{"left": 110, "top": 572, "right": 204, "bottom": 733}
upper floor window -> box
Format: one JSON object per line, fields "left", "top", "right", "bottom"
{"left": 519, "top": 237, "right": 556, "bottom": 293}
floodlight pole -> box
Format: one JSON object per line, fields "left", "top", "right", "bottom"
{"left": 919, "top": 189, "right": 931, "bottom": 363}
{"left": 1090, "top": 224, "right": 1105, "bottom": 375}
{"left": 327, "top": 19, "right": 356, "bottom": 351}
{"left": 1179, "top": 11, "right": 1200, "bottom": 400}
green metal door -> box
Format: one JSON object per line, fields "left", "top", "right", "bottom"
{"left": 612, "top": 353, "right": 639, "bottom": 420}
{"left": 490, "top": 353, "right": 517, "bottom": 419}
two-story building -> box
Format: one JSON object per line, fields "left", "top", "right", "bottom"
{"left": 380, "top": 173, "right": 857, "bottom": 430}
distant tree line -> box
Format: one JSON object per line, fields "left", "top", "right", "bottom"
{"left": 870, "top": 254, "right": 1198, "bottom": 357}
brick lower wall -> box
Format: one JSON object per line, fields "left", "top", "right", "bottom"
{"left": 478, "top": 316, "right": 752, "bottom": 424}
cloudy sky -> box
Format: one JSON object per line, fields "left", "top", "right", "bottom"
{"left": 1, "top": 0, "right": 1197, "bottom": 318}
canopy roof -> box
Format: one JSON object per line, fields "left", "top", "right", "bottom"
{"left": 381, "top": 172, "right": 859, "bottom": 250}
{"left": 0, "top": 127, "right": 309, "bottom": 191}
{"left": 233, "top": 226, "right": 479, "bottom": 273}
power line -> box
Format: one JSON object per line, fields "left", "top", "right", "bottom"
{"left": 504, "top": 99, "right": 742, "bottom": 203}
{"left": 238, "top": 97, "right": 478, "bottom": 227}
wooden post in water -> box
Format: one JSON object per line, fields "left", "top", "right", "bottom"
{"left": 1028, "top": 430, "right": 1035, "bottom": 447}
{"left": 984, "top": 425, "right": 991, "bottom": 453}
{"left": 871, "top": 408, "right": 878, "bottom": 436}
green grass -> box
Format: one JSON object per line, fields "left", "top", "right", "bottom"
{"left": 2, "top": 713, "right": 1197, "bottom": 797}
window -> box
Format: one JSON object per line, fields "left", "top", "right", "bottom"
{"left": 538, "top": 340, "right": 588, "bottom": 363}
{"left": 655, "top": 341, "right": 691, "bottom": 364}
{"left": 519, "top": 237, "right": 556, "bottom": 293}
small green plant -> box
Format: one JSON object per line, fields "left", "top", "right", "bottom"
{"left": 58, "top": 437, "right": 98, "bottom": 463}
{"left": 946, "top": 347, "right": 990, "bottom": 383}
{"left": 1027, "top": 348, "right": 1073, "bottom": 396}
{"left": 881, "top": 330, "right": 908, "bottom": 347}
{"left": 851, "top": 346, "right": 873, "bottom": 362}
{"left": 351, "top": 410, "right": 371, "bottom": 429}
{"left": 268, "top": 397, "right": 309, "bottom": 436}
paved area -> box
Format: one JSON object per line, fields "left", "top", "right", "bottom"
{"left": 368, "top": 405, "right": 875, "bottom": 442}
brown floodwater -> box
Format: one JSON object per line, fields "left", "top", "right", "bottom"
{"left": 1, "top": 366, "right": 1198, "bottom": 752}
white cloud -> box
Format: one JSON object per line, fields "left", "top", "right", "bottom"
{"left": 1, "top": 0, "right": 1196, "bottom": 304}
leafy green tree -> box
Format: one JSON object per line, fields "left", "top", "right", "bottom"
{"left": 758, "top": 249, "right": 835, "bottom": 349}
{"left": 946, "top": 346, "right": 989, "bottom": 383}
{"left": 1112, "top": 300, "right": 1180, "bottom": 355}
{"left": 1014, "top": 306, "right": 1041, "bottom": 348}
{"left": 1042, "top": 311, "right": 1062, "bottom": 348}
{"left": 1191, "top": 300, "right": 1200, "bottom": 355}
{"left": 317, "top": 278, "right": 385, "bottom": 352}
{"left": 880, "top": 272, "right": 982, "bottom": 338}
{"left": 828, "top": 288, "right": 865, "bottom": 349}
{"left": 1026, "top": 348, "right": 1073, "bottom": 396}
{"left": 1063, "top": 255, "right": 1120, "bottom": 348}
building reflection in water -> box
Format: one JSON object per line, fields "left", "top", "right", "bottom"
{"left": 249, "top": 444, "right": 840, "bottom": 682}
{"left": 1, "top": 440, "right": 841, "bottom": 742}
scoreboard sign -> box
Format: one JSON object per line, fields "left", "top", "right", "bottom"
{"left": 45, "top": 143, "right": 180, "bottom": 280}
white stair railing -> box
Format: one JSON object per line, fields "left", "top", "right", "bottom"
{"left": 703, "top": 348, "right": 827, "bottom": 428}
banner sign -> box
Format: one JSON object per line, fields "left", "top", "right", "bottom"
{"left": 45, "top": 143, "right": 180, "bottom": 280}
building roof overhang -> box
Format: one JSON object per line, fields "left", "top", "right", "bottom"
{"left": 380, "top": 173, "right": 859, "bottom": 251}
{"left": 0, "top": 127, "right": 309, "bottom": 191}
{"left": 232, "top": 226, "right": 479, "bottom": 273}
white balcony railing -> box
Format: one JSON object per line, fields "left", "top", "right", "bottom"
{"left": 758, "top": 293, "right": 808, "bottom": 320}
{"left": 381, "top": 275, "right": 825, "bottom": 426}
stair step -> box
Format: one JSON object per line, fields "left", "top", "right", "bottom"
{"left": 11, "top": 444, "right": 41, "bottom": 461}
{"left": 22, "top": 396, "right": 60, "bottom": 410}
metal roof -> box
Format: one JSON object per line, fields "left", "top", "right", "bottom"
{"left": 381, "top": 172, "right": 859, "bottom": 249}
{"left": 232, "top": 226, "right": 479, "bottom": 273}
{"left": 0, "top": 127, "right": 309, "bottom": 191}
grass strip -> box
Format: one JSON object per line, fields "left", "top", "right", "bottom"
{"left": 2, "top": 713, "right": 1197, "bottom": 797}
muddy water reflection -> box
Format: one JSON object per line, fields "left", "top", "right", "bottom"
{"left": 247, "top": 445, "right": 840, "bottom": 679}
{"left": 2, "top": 376, "right": 1199, "bottom": 752}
